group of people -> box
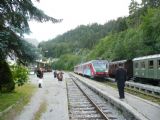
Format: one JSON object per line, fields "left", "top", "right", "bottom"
{"left": 36, "top": 65, "right": 126, "bottom": 99}
{"left": 36, "top": 68, "right": 64, "bottom": 88}
{"left": 54, "top": 70, "right": 64, "bottom": 81}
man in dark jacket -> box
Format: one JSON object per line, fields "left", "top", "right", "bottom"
{"left": 54, "top": 70, "right": 57, "bottom": 78}
{"left": 115, "top": 63, "right": 127, "bottom": 99}
{"left": 36, "top": 68, "right": 43, "bottom": 88}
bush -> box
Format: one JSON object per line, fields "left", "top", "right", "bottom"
{"left": 0, "top": 61, "right": 15, "bottom": 92}
{"left": 11, "top": 64, "right": 29, "bottom": 86}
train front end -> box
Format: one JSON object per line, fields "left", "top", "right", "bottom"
{"left": 92, "top": 60, "right": 109, "bottom": 78}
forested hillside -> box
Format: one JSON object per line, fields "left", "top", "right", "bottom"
{"left": 39, "top": 19, "right": 126, "bottom": 58}
{"left": 39, "top": 0, "right": 160, "bottom": 70}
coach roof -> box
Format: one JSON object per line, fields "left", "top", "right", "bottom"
{"left": 133, "top": 54, "right": 160, "bottom": 61}
{"left": 110, "top": 60, "right": 127, "bottom": 64}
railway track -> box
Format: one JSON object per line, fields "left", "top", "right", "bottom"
{"left": 66, "top": 75, "right": 125, "bottom": 120}
{"left": 105, "top": 79, "right": 160, "bottom": 102}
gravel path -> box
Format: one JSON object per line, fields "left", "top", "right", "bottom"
{"left": 14, "top": 72, "right": 69, "bottom": 120}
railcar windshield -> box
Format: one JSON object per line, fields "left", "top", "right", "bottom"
{"left": 92, "top": 61, "right": 108, "bottom": 70}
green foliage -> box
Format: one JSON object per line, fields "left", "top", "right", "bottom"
{"left": 39, "top": 2, "right": 160, "bottom": 70}
{"left": 141, "top": 8, "right": 160, "bottom": 53}
{"left": 0, "top": 0, "right": 60, "bottom": 93}
{"left": 0, "top": 0, "right": 61, "bottom": 62}
{"left": 11, "top": 64, "right": 29, "bottom": 86}
{"left": 53, "top": 54, "right": 81, "bottom": 70}
{"left": 142, "top": 0, "right": 160, "bottom": 8}
{"left": 87, "top": 35, "right": 114, "bottom": 60}
{"left": 115, "top": 17, "right": 128, "bottom": 32}
{"left": 129, "top": 0, "right": 140, "bottom": 15}
{"left": 18, "top": 40, "right": 40, "bottom": 64}
{"left": 0, "top": 61, "right": 15, "bottom": 92}
{"left": 87, "top": 7, "right": 160, "bottom": 61}
{"left": 39, "top": 19, "right": 128, "bottom": 58}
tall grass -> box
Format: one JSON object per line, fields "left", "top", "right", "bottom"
{"left": 0, "top": 84, "right": 37, "bottom": 120}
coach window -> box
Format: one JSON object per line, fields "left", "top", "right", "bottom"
{"left": 158, "top": 60, "right": 160, "bottom": 69}
{"left": 149, "top": 60, "right": 153, "bottom": 69}
{"left": 119, "top": 63, "right": 124, "bottom": 67}
{"left": 135, "top": 62, "right": 138, "bottom": 69}
{"left": 141, "top": 61, "right": 145, "bottom": 69}
{"left": 115, "top": 64, "right": 117, "bottom": 68}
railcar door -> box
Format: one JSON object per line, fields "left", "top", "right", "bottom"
{"left": 83, "top": 64, "right": 92, "bottom": 77}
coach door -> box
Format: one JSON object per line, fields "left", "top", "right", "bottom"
{"left": 157, "top": 59, "right": 160, "bottom": 79}
{"left": 148, "top": 59, "right": 154, "bottom": 79}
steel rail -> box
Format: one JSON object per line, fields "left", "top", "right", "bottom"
{"left": 71, "top": 77, "right": 111, "bottom": 120}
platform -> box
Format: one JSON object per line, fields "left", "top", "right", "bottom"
{"left": 71, "top": 73, "right": 160, "bottom": 120}
{"left": 14, "top": 73, "right": 69, "bottom": 120}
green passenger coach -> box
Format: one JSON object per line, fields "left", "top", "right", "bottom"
{"left": 133, "top": 54, "right": 160, "bottom": 82}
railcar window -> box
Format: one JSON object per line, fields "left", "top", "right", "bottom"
{"left": 135, "top": 62, "right": 138, "bottom": 68}
{"left": 141, "top": 62, "right": 145, "bottom": 68}
{"left": 106, "top": 64, "right": 108, "bottom": 68}
{"left": 149, "top": 60, "right": 153, "bottom": 69}
{"left": 93, "top": 61, "right": 107, "bottom": 69}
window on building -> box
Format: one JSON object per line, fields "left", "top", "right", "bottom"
{"left": 149, "top": 60, "right": 153, "bottom": 69}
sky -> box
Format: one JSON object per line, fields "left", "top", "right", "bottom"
{"left": 25, "top": 0, "right": 141, "bottom": 42}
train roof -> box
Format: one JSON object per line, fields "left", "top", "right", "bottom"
{"left": 133, "top": 54, "right": 160, "bottom": 61}
{"left": 87, "top": 60, "right": 108, "bottom": 63}
{"left": 110, "top": 60, "right": 127, "bottom": 64}
{"left": 74, "top": 60, "right": 108, "bottom": 67}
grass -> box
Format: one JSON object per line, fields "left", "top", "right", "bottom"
{"left": 33, "top": 101, "right": 47, "bottom": 120}
{"left": 0, "top": 84, "right": 37, "bottom": 120}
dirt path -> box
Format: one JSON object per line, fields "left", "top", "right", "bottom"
{"left": 14, "top": 72, "right": 69, "bottom": 120}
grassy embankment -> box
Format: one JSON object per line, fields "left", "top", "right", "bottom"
{"left": 0, "top": 84, "right": 37, "bottom": 120}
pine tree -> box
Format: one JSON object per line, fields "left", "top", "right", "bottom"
{"left": 0, "top": 0, "right": 62, "bottom": 62}
{"left": 0, "top": 0, "right": 61, "bottom": 92}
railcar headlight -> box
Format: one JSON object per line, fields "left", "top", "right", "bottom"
{"left": 105, "top": 69, "right": 108, "bottom": 72}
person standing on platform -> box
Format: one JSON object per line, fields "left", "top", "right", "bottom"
{"left": 115, "top": 63, "right": 127, "bottom": 99}
{"left": 54, "top": 70, "right": 57, "bottom": 78}
{"left": 36, "top": 68, "right": 43, "bottom": 88}
{"left": 57, "top": 71, "right": 63, "bottom": 81}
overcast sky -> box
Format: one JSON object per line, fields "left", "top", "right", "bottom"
{"left": 25, "top": 0, "right": 141, "bottom": 42}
